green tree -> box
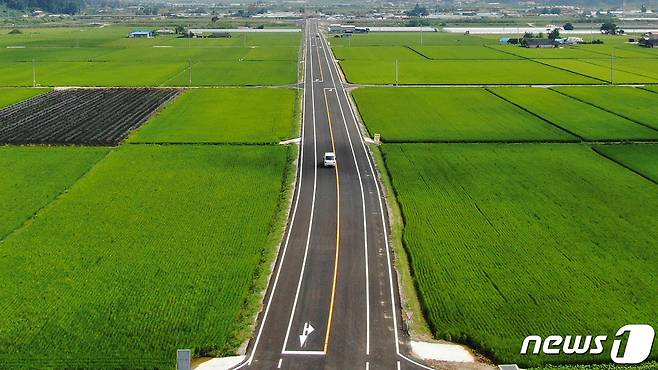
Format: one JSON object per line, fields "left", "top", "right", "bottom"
{"left": 406, "top": 3, "right": 429, "bottom": 17}
{"left": 600, "top": 21, "right": 618, "bottom": 34}
{"left": 563, "top": 22, "right": 574, "bottom": 30}
{"left": 548, "top": 28, "right": 560, "bottom": 40}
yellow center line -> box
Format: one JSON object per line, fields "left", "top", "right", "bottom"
{"left": 322, "top": 88, "right": 340, "bottom": 353}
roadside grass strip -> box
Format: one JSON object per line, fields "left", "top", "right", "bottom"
{"left": 594, "top": 144, "right": 658, "bottom": 183}
{"left": 0, "top": 146, "right": 108, "bottom": 240}
{"left": 0, "top": 144, "right": 290, "bottom": 369}
{"left": 131, "top": 88, "right": 298, "bottom": 144}
{"left": 489, "top": 87, "right": 658, "bottom": 141}
{"left": 0, "top": 87, "right": 49, "bottom": 108}
{"left": 381, "top": 143, "right": 658, "bottom": 367}
{"left": 352, "top": 88, "right": 575, "bottom": 142}
{"left": 552, "top": 86, "right": 658, "bottom": 131}
{"left": 339, "top": 59, "right": 599, "bottom": 85}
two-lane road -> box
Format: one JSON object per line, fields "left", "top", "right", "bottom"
{"left": 232, "top": 19, "right": 433, "bottom": 370}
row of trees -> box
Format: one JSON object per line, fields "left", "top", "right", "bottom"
{"left": 0, "top": 0, "right": 86, "bottom": 14}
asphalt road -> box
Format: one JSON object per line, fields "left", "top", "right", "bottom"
{"left": 232, "top": 19, "right": 433, "bottom": 370}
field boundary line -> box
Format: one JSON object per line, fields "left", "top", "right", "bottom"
{"left": 484, "top": 88, "right": 584, "bottom": 141}
{"left": 639, "top": 86, "right": 658, "bottom": 96}
{"left": 158, "top": 61, "right": 201, "bottom": 87}
{"left": 0, "top": 148, "right": 114, "bottom": 246}
{"left": 549, "top": 88, "right": 658, "bottom": 134}
{"left": 578, "top": 59, "right": 658, "bottom": 83}
{"left": 403, "top": 46, "right": 431, "bottom": 60}
{"left": 482, "top": 44, "right": 609, "bottom": 84}
{"left": 591, "top": 146, "right": 658, "bottom": 186}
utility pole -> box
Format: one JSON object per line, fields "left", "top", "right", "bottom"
{"left": 590, "top": 16, "right": 594, "bottom": 43}
{"left": 420, "top": 27, "right": 423, "bottom": 46}
{"left": 395, "top": 59, "right": 399, "bottom": 86}
{"left": 188, "top": 59, "right": 192, "bottom": 87}
{"left": 32, "top": 59, "right": 36, "bottom": 87}
{"left": 244, "top": 33, "right": 247, "bottom": 48}
{"left": 610, "top": 48, "right": 615, "bottom": 85}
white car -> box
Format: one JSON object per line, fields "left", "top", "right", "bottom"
{"left": 323, "top": 152, "right": 336, "bottom": 167}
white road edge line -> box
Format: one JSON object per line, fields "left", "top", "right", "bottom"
{"left": 277, "top": 358, "right": 282, "bottom": 368}
{"left": 233, "top": 23, "right": 316, "bottom": 369}
{"left": 320, "top": 23, "right": 436, "bottom": 370}
{"left": 281, "top": 21, "right": 320, "bottom": 354}
{"left": 281, "top": 350, "right": 326, "bottom": 355}
{"left": 317, "top": 23, "right": 371, "bottom": 357}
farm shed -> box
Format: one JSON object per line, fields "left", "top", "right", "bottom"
{"left": 521, "top": 38, "right": 558, "bottom": 48}
{"left": 129, "top": 30, "right": 152, "bottom": 38}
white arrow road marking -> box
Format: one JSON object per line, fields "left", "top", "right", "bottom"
{"left": 299, "top": 322, "right": 315, "bottom": 347}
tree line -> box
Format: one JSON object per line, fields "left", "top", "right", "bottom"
{"left": 0, "top": 0, "right": 86, "bottom": 14}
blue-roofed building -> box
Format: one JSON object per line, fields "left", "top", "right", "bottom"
{"left": 129, "top": 30, "right": 152, "bottom": 38}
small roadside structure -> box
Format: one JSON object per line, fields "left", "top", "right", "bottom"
{"left": 639, "top": 33, "right": 658, "bottom": 48}
{"left": 639, "top": 38, "right": 658, "bottom": 48}
{"left": 521, "top": 38, "right": 559, "bottom": 48}
{"left": 208, "top": 32, "right": 231, "bottom": 38}
{"left": 129, "top": 30, "right": 152, "bottom": 38}
{"left": 154, "top": 29, "right": 175, "bottom": 35}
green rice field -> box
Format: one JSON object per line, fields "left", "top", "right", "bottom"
{"left": 353, "top": 87, "right": 575, "bottom": 142}
{"left": 0, "top": 145, "right": 291, "bottom": 369}
{"left": 339, "top": 59, "right": 598, "bottom": 85}
{"left": 0, "top": 26, "right": 301, "bottom": 86}
{"left": 489, "top": 87, "right": 658, "bottom": 141}
{"left": 332, "top": 32, "right": 658, "bottom": 85}
{"left": 0, "top": 87, "right": 48, "bottom": 108}
{"left": 552, "top": 86, "right": 658, "bottom": 130}
{"left": 131, "top": 88, "right": 298, "bottom": 143}
{"left": 380, "top": 143, "right": 658, "bottom": 367}
{"left": 0, "top": 146, "right": 108, "bottom": 240}
{"left": 594, "top": 144, "right": 658, "bottom": 182}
